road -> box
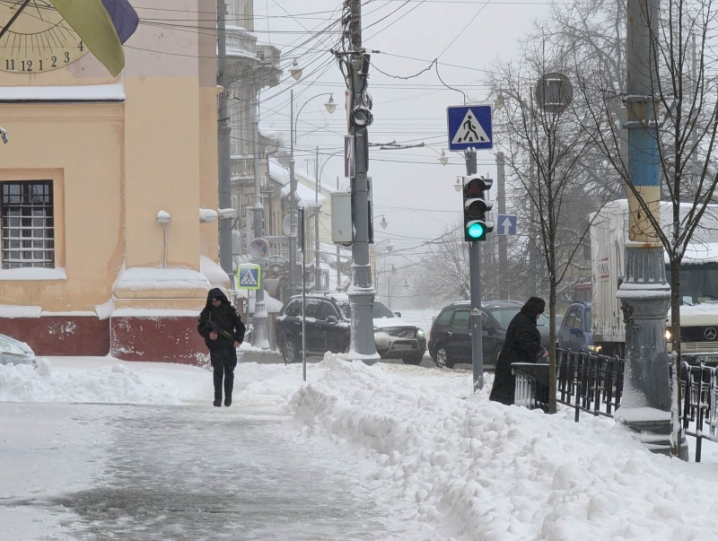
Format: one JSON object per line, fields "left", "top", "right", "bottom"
{"left": 1, "top": 401, "right": 443, "bottom": 540}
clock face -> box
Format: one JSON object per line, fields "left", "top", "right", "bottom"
{"left": 0, "top": 1, "right": 90, "bottom": 74}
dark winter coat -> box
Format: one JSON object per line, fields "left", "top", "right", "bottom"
{"left": 489, "top": 297, "right": 546, "bottom": 406}
{"left": 197, "top": 288, "right": 245, "bottom": 351}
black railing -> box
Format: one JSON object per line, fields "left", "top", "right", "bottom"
{"left": 513, "top": 351, "right": 718, "bottom": 462}
{"left": 513, "top": 349, "right": 624, "bottom": 420}
{"left": 681, "top": 361, "right": 718, "bottom": 463}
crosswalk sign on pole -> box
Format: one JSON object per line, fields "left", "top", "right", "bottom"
{"left": 237, "top": 264, "right": 262, "bottom": 290}
{"left": 447, "top": 105, "right": 493, "bottom": 151}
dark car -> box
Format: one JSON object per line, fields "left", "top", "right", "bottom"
{"left": 557, "top": 301, "right": 596, "bottom": 353}
{"left": 275, "top": 294, "right": 427, "bottom": 365}
{"left": 428, "top": 300, "right": 551, "bottom": 369}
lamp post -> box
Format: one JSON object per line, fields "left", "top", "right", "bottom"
{"left": 287, "top": 73, "right": 336, "bottom": 297}
{"left": 371, "top": 238, "right": 392, "bottom": 296}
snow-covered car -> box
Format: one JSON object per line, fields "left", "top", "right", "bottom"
{"left": 275, "top": 294, "right": 426, "bottom": 365}
{"left": 0, "top": 333, "right": 37, "bottom": 368}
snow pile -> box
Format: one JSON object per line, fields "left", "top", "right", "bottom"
{"left": 290, "top": 355, "right": 718, "bottom": 541}
{"left": 0, "top": 359, "right": 187, "bottom": 405}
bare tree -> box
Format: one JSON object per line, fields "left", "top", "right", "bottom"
{"left": 574, "top": 0, "right": 718, "bottom": 454}
{"left": 490, "top": 42, "right": 620, "bottom": 413}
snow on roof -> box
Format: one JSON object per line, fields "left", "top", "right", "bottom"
{"left": 682, "top": 242, "right": 718, "bottom": 264}
{"left": 280, "top": 182, "right": 325, "bottom": 207}
{"left": 268, "top": 158, "right": 290, "bottom": 186}
{"left": 115, "top": 267, "right": 210, "bottom": 291}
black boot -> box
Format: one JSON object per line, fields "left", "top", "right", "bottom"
{"left": 224, "top": 396, "right": 232, "bottom": 407}
{"left": 213, "top": 399, "right": 221, "bottom": 407}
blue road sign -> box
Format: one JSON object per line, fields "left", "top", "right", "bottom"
{"left": 237, "top": 264, "right": 262, "bottom": 290}
{"left": 447, "top": 105, "right": 492, "bottom": 151}
{"left": 496, "top": 214, "right": 517, "bottom": 235}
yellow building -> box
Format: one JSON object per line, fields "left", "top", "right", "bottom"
{"left": 0, "top": 1, "right": 225, "bottom": 362}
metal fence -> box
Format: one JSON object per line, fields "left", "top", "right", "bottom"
{"left": 681, "top": 362, "right": 718, "bottom": 462}
{"left": 513, "top": 349, "right": 624, "bottom": 421}
{"left": 513, "top": 351, "right": 718, "bottom": 462}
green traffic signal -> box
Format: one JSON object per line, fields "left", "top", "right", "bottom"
{"left": 466, "top": 221, "right": 485, "bottom": 240}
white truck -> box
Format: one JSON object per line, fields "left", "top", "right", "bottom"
{"left": 590, "top": 199, "right": 718, "bottom": 363}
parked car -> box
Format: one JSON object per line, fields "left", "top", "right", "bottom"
{"left": 557, "top": 301, "right": 596, "bottom": 353}
{"left": 428, "top": 300, "right": 551, "bottom": 369}
{"left": 0, "top": 333, "right": 37, "bottom": 367}
{"left": 275, "top": 294, "right": 427, "bottom": 365}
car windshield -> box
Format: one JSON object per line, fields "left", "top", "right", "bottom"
{"left": 336, "top": 300, "right": 394, "bottom": 319}
{"left": 485, "top": 306, "right": 549, "bottom": 329}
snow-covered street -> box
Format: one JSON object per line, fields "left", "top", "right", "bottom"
{"left": 3, "top": 355, "right": 718, "bottom": 540}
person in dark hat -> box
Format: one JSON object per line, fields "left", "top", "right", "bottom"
{"left": 197, "top": 288, "right": 245, "bottom": 407}
{"left": 489, "top": 296, "right": 548, "bottom": 406}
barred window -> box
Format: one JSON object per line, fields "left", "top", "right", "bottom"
{"left": 1, "top": 181, "right": 55, "bottom": 269}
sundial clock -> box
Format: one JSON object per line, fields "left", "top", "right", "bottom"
{"left": 0, "top": 1, "right": 90, "bottom": 74}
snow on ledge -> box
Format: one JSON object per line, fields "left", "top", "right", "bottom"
{"left": 614, "top": 406, "right": 671, "bottom": 424}
{"left": 0, "top": 305, "right": 42, "bottom": 318}
{"left": 112, "top": 308, "right": 200, "bottom": 318}
{"left": 115, "top": 267, "right": 210, "bottom": 290}
{"left": 0, "top": 267, "right": 67, "bottom": 281}
{"left": 0, "top": 82, "right": 125, "bottom": 102}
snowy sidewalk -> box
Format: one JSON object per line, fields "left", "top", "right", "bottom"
{"left": 4, "top": 355, "right": 718, "bottom": 540}
{"left": 1, "top": 401, "right": 440, "bottom": 541}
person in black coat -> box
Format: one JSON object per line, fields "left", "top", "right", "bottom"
{"left": 197, "top": 288, "right": 245, "bottom": 407}
{"left": 489, "top": 296, "right": 548, "bottom": 406}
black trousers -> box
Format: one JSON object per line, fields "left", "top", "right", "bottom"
{"left": 210, "top": 348, "right": 238, "bottom": 401}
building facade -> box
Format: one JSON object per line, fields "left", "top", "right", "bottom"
{"left": 0, "top": 1, "right": 222, "bottom": 362}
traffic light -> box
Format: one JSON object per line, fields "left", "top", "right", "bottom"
{"left": 462, "top": 176, "right": 494, "bottom": 241}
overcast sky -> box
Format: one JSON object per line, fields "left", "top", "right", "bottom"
{"left": 253, "top": 0, "right": 557, "bottom": 286}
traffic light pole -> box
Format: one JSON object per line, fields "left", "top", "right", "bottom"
{"left": 466, "top": 150, "right": 484, "bottom": 391}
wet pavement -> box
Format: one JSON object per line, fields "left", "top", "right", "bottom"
{"left": 2, "top": 402, "right": 438, "bottom": 541}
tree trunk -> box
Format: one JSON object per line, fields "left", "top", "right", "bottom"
{"left": 549, "top": 278, "right": 558, "bottom": 414}
{"left": 669, "top": 256, "right": 683, "bottom": 457}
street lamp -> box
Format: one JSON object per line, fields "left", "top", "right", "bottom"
{"left": 287, "top": 70, "right": 337, "bottom": 296}
{"left": 371, "top": 239, "right": 393, "bottom": 295}
{"left": 293, "top": 93, "right": 336, "bottom": 146}
{"left": 290, "top": 59, "right": 302, "bottom": 81}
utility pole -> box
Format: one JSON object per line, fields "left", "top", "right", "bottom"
{"left": 314, "top": 146, "right": 322, "bottom": 291}
{"left": 618, "top": 0, "right": 685, "bottom": 458}
{"left": 497, "top": 152, "right": 508, "bottom": 300}
{"left": 217, "top": 0, "right": 233, "bottom": 278}
{"left": 289, "top": 89, "right": 298, "bottom": 297}
{"left": 336, "top": 176, "right": 341, "bottom": 290}
{"left": 252, "top": 76, "right": 268, "bottom": 349}
{"left": 345, "top": 0, "right": 379, "bottom": 362}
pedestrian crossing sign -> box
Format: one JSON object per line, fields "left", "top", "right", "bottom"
{"left": 447, "top": 105, "right": 493, "bottom": 151}
{"left": 236, "top": 264, "right": 262, "bottom": 290}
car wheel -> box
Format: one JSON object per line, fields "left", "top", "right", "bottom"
{"left": 434, "top": 346, "right": 454, "bottom": 369}
{"left": 403, "top": 354, "right": 423, "bottom": 366}
{"left": 282, "top": 336, "right": 299, "bottom": 364}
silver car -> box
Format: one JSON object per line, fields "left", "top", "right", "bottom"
{"left": 0, "top": 333, "right": 37, "bottom": 367}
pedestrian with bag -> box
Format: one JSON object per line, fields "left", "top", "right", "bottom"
{"left": 197, "top": 288, "right": 245, "bottom": 407}
{"left": 489, "top": 296, "right": 548, "bottom": 406}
